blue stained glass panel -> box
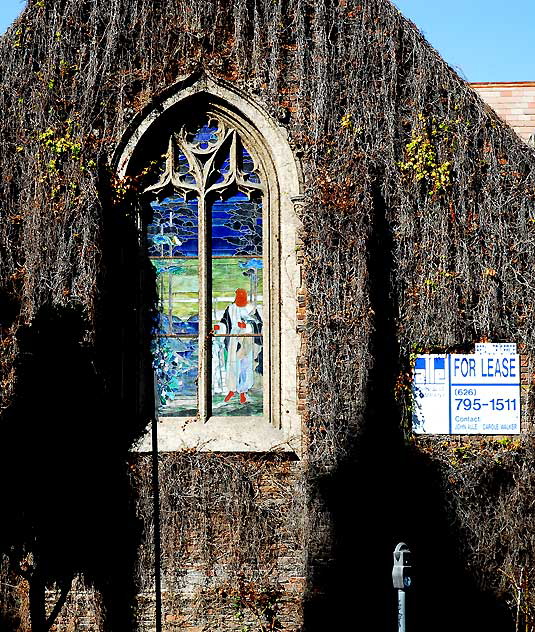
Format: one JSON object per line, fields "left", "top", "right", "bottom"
{"left": 241, "top": 147, "right": 261, "bottom": 183}
{"left": 177, "top": 150, "right": 196, "bottom": 185}
{"left": 177, "top": 151, "right": 190, "bottom": 174}
{"left": 152, "top": 336, "right": 198, "bottom": 417}
{"left": 148, "top": 194, "right": 198, "bottom": 256}
{"left": 242, "top": 147, "right": 254, "bottom": 172}
{"left": 211, "top": 192, "right": 262, "bottom": 256}
{"left": 190, "top": 123, "right": 219, "bottom": 149}
{"left": 214, "top": 153, "right": 231, "bottom": 184}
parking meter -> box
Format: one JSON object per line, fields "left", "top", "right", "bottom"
{"left": 392, "top": 542, "right": 411, "bottom": 590}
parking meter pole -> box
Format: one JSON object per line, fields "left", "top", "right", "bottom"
{"left": 392, "top": 543, "right": 411, "bottom": 632}
{"left": 397, "top": 588, "right": 406, "bottom": 632}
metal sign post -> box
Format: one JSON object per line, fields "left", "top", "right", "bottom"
{"left": 392, "top": 543, "right": 411, "bottom": 632}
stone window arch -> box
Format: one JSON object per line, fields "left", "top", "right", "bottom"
{"left": 115, "top": 75, "right": 302, "bottom": 453}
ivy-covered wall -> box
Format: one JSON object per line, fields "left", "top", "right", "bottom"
{"left": 2, "top": 0, "right": 535, "bottom": 631}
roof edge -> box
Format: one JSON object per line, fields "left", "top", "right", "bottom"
{"left": 470, "top": 82, "right": 535, "bottom": 88}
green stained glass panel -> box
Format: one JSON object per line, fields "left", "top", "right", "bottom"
{"left": 152, "top": 258, "right": 199, "bottom": 333}
{"left": 211, "top": 258, "right": 263, "bottom": 326}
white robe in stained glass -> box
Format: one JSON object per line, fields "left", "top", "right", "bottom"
{"left": 218, "top": 302, "right": 262, "bottom": 396}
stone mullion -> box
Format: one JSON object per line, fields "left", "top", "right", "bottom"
{"left": 197, "top": 188, "right": 212, "bottom": 422}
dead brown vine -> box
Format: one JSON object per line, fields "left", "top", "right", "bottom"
{"left": 2, "top": 0, "right": 535, "bottom": 629}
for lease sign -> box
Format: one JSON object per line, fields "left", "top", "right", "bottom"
{"left": 412, "top": 353, "right": 520, "bottom": 435}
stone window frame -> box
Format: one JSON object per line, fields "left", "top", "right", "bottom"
{"left": 115, "top": 74, "right": 303, "bottom": 453}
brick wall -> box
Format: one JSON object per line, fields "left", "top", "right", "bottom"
{"left": 471, "top": 82, "right": 535, "bottom": 144}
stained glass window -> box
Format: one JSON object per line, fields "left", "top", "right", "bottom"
{"left": 145, "top": 117, "right": 265, "bottom": 420}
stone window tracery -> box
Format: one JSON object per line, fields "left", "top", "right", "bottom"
{"left": 116, "top": 78, "right": 302, "bottom": 453}
{"left": 144, "top": 115, "right": 269, "bottom": 423}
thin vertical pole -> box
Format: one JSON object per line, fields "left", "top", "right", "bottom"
{"left": 152, "top": 414, "right": 162, "bottom": 632}
{"left": 397, "top": 589, "right": 406, "bottom": 632}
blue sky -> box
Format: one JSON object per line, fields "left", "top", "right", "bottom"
{"left": 0, "top": 0, "right": 25, "bottom": 35}
{"left": 0, "top": 0, "right": 533, "bottom": 82}
{"left": 394, "top": 0, "right": 535, "bottom": 82}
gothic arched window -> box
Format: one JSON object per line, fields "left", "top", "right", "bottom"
{"left": 145, "top": 116, "right": 267, "bottom": 421}
{"left": 116, "top": 78, "right": 302, "bottom": 452}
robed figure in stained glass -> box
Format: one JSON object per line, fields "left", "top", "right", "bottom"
{"left": 214, "top": 288, "right": 263, "bottom": 404}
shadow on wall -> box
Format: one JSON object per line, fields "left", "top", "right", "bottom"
{"left": 303, "top": 439, "right": 513, "bottom": 631}
{"left": 0, "top": 305, "right": 142, "bottom": 631}
{"left": 0, "top": 183, "right": 154, "bottom": 631}
{"left": 302, "top": 183, "right": 513, "bottom": 632}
